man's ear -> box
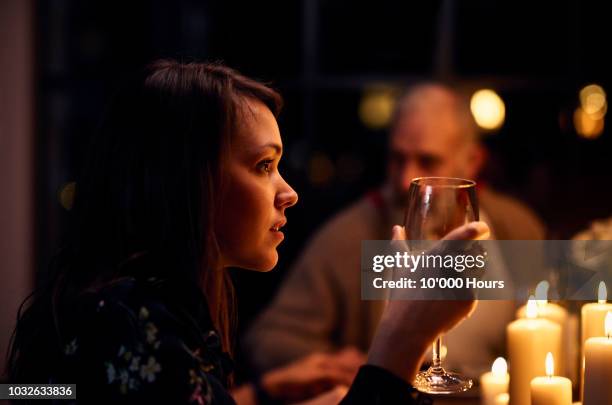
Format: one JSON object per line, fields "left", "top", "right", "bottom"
{"left": 465, "top": 143, "right": 487, "bottom": 180}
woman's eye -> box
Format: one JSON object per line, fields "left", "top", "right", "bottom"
{"left": 258, "top": 160, "right": 273, "bottom": 173}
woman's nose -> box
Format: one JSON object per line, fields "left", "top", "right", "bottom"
{"left": 276, "top": 177, "right": 298, "bottom": 209}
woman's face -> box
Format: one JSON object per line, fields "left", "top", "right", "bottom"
{"left": 215, "top": 99, "right": 298, "bottom": 271}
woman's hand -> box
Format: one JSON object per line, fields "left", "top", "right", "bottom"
{"left": 367, "top": 221, "right": 489, "bottom": 383}
{"left": 260, "top": 348, "right": 365, "bottom": 403}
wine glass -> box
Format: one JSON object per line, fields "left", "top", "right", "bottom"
{"left": 404, "top": 176, "right": 478, "bottom": 394}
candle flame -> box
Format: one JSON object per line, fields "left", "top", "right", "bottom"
{"left": 526, "top": 295, "right": 538, "bottom": 319}
{"left": 535, "top": 280, "right": 549, "bottom": 305}
{"left": 606, "top": 311, "right": 612, "bottom": 338}
{"left": 545, "top": 352, "right": 554, "bottom": 377}
{"left": 491, "top": 357, "right": 507, "bottom": 376}
{"left": 598, "top": 281, "right": 608, "bottom": 304}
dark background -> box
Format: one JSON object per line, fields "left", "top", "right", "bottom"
{"left": 34, "top": 0, "right": 612, "bottom": 374}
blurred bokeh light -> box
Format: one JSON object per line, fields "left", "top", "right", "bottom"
{"left": 579, "top": 84, "right": 607, "bottom": 119}
{"left": 575, "top": 84, "right": 607, "bottom": 139}
{"left": 358, "top": 86, "right": 397, "bottom": 130}
{"left": 308, "top": 153, "right": 335, "bottom": 186}
{"left": 58, "top": 182, "right": 76, "bottom": 211}
{"left": 574, "top": 107, "right": 605, "bottom": 139}
{"left": 470, "top": 89, "right": 506, "bottom": 131}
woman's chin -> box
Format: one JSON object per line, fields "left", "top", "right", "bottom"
{"left": 238, "top": 251, "right": 278, "bottom": 272}
{"left": 258, "top": 252, "right": 278, "bottom": 272}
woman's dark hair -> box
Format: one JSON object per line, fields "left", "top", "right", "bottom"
{"left": 7, "top": 60, "right": 282, "bottom": 381}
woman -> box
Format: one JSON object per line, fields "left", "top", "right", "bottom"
{"left": 7, "top": 60, "right": 488, "bottom": 404}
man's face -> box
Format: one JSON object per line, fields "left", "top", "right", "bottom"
{"left": 387, "top": 86, "right": 479, "bottom": 206}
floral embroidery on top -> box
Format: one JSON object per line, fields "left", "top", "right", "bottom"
{"left": 103, "top": 306, "right": 164, "bottom": 394}
{"left": 129, "top": 356, "right": 141, "bottom": 372}
{"left": 189, "top": 367, "right": 213, "bottom": 405}
{"left": 140, "top": 356, "right": 162, "bottom": 382}
{"left": 64, "top": 338, "right": 78, "bottom": 356}
{"left": 59, "top": 278, "right": 235, "bottom": 404}
{"left": 145, "top": 322, "right": 158, "bottom": 345}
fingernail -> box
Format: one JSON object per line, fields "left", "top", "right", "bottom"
{"left": 471, "top": 221, "right": 489, "bottom": 236}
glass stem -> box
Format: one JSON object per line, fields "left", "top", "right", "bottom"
{"left": 432, "top": 336, "right": 442, "bottom": 369}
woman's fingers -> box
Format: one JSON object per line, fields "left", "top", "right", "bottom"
{"left": 372, "top": 221, "right": 489, "bottom": 383}
{"left": 391, "top": 221, "right": 489, "bottom": 242}
{"left": 391, "top": 225, "right": 406, "bottom": 241}
{"left": 442, "top": 221, "right": 489, "bottom": 241}
{"left": 331, "top": 347, "right": 366, "bottom": 374}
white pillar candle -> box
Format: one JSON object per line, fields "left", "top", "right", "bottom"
{"left": 494, "top": 393, "right": 509, "bottom": 405}
{"left": 581, "top": 282, "right": 612, "bottom": 344}
{"left": 580, "top": 282, "right": 612, "bottom": 396}
{"left": 480, "top": 357, "right": 509, "bottom": 405}
{"left": 517, "top": 281, "right": 570, "bottom": 378}
{"left": 583, "top": 312, "right": 612, "bottom": 405}
{"left": 530, "top": 352, "right": 572, "bottom": 405}
{"left": 517, "top": 281, "right": 567, "bottom": 324}
{"left": 507, "top": 297, "right": 562, "bottom": 405}
{"left": 516, "top": 301, "right": 568, "bottom": 329}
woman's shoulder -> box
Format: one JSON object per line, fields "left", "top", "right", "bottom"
{"left": 65, "top": 277, "right": 189, "bottom": 351}
{"left": 71, "top": 277, "right": 182, "bottom": 327}
{"left": 56, "top": 277, "right": 234, "bottom": 403}
{"left": 71, "top": 276, "right": 211, "bottom": 334}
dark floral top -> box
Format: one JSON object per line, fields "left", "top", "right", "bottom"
{"left": 47, "top": 276, "right": 235, "bottom": 404}
{"left": 29, "top": 274, "right": 420, "bottom": 404}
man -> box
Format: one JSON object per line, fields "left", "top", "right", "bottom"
{"left": 244, "top": 83, "right": 545, "bottom": 377}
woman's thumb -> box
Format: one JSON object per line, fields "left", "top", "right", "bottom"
{"left": 391, "top": 225, "right": 406, "bottom": 241}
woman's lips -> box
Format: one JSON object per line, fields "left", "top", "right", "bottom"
{"left": 270, "top": 219, "right": 286, "bottom": 240}
{"left": 270, "top": 218, "right": 287, "bottom": 232}
{"left": 270, "top": 228, "right": 285, "bottom": 240}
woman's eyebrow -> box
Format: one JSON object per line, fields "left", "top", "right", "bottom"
{"left": 245, "top": 142, "right": 282, "bottom": 160}
{"left": 259, "top": 143, "right": 282, "bottom": 155}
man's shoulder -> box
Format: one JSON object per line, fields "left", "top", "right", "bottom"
{"left": 480, "top": 187, "right": 546, "bottom": 240}
{"left": 316, "top": 194, "right": 379, "bottom": 237}
{"left": 479, "top": 187, "right": 537, "bottom": 218}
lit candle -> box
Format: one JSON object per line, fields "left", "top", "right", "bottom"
{"left": 516, "top": 299, "right": 568, "bottom": 325}
{"left": 516, "top": 281, "right": 570, "bottom": 377}
{"left": 480, "top": 357, "right": 509, "bottom": 405}
{"left": 583, "top": 312, "right": 612, "bottom": 405}
{"left": 580, "top": 282, "right": 612, "bottom": 394}
{"left": 530, "top": 352, "right": 572, "bottom": 405}
{"left": 507, "top": 297, "right": 562, "bottom": 405}
{"left": 582, "top": 282, "right": 612, "bottom": 342}
{"left": 494, "top": 393, "right": 509, "bottom": 405}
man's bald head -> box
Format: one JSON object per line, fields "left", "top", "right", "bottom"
{"left": 391, "top": 83, "right": 478, "bottom": 147}
{"left": 387, "top": 83, "right": 484, "bottom": 206}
